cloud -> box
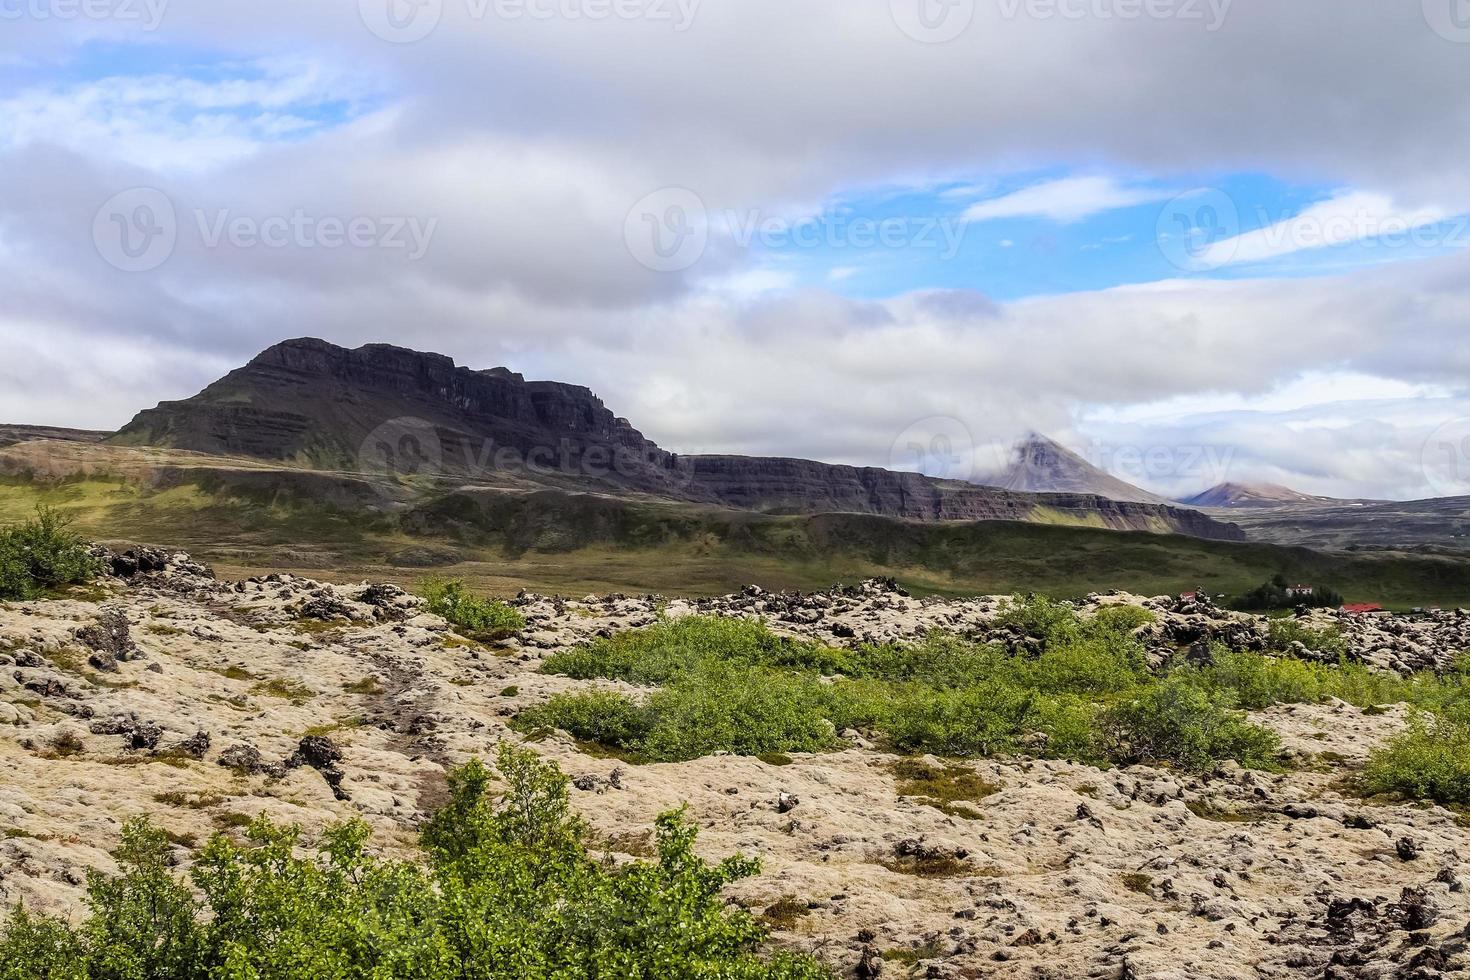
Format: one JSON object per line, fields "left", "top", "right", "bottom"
{"left": 3, "top": 3, "right": 1470, "bottom": 501}
{"left": 1201, "top": 190, "right": 1453, "bottom": 267}
{"left": 962, "top": 176, "right": 1168, "bottom": 224}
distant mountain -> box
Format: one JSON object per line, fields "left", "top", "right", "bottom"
{"left": 1182, "top": 482, "right": 1335, "bottom": 508}
{"left": 105, "top": 338, "right": 1243, "bottom": 541}
{"left": 977, "top": 433, "right": 1169, "bottom": 505}
{"left": 0, "top": 424, "right": 107, "bottom": 450}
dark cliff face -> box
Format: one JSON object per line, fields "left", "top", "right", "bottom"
{"left": 681, "top": 455, "right": 1244, "bottom": 539}
{"left": 110, "top": 338, "right": 1244, "bottom": 541}
{"left": 112, "top": 338, "right": 687, "bottom": 492}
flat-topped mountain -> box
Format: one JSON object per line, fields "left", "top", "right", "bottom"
{"left": 1182, "top": 482, "right": 1336, "bottom": 508}
{"left": 977, "top": 432, "right": 1168, "bottom": 504}
{"left": 107, "top": 338, "right": 1243, "bottom": 541}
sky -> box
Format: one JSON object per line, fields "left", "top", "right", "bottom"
{"left": 3, "top": 1, "right": 1470, "bottom": 500}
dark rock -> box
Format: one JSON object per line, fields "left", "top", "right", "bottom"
{"left": 75, "top": 608, "right": 137, "bottom": 669}
{"left": 1390, "top": 886, "right": 1437, "bottom": 932}
{"left": 217, "top": 743, "right": 265, "bottom": 774}
{"left": 170, "top": 731, "right": 211, "bottom": 759}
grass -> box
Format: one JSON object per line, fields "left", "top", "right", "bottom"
{"left": 890, "top": 759, "right": 998, "bottom": 819}
{"left": 153, "top": 792, "right": 226, "bottom": 809}
{"left": 525, "top": 605, "right": 1470, "bottom": 784}
{"left": 10, "top": 465, "right": 1470, "bottom": 604}
{"left": 418, "top": 578, "right": 524, "bottom": 641}
{"left": 760, "top": 896, "right": 811, "bottom": 931}
{"left": 249, "top": 678, "right": 315, "bottom": 701}
{"left": 879, "top": 853, "right": 973, "bottom": 879}
{"left": 1186, "top": 799, "right": 1265, "bottom": 823}
{"left": 520, "top": 607, "right": 1286, "bottom": 771}
{"left": 1121, "top": 873, "right": 1153, "bottom": 894}
{"left": 342, "top": 677, "right": 384, "bottom": 695}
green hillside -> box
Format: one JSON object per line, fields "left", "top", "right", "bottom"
{"left": 2, "top": 473, "right": 1467, "bottom": 606}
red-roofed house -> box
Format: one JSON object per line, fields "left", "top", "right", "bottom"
{"left": 1340, "top": 603, "right": 1385, "bottom": 616}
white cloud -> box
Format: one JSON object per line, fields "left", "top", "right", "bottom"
{"left": 1202, "top": 190, "right": 1453, "bottom": 267}
{"left": 3, "top": 3, "right": 1470, "bottom": 502}
{"left": 962, "top": 176, "right": 1169, "bottom": 224}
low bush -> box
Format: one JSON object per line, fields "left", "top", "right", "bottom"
{"left": 992, "top": 593, "right": 1082, "bottom": 645}
{"left": 530, "top": 616, "right": 1284, "bottom": 772}
{"left": 1101, "top": 678, "right": 1280, "bottom": 771}
{"left": 880, "top": 682, "right": 1039, "bottom": 758}
{"left": 0, "top": 507, "right": 102, "bottom": 601}
{"left": 1266, "top": 619, "right": 1347, "bottom": 658}
{"left": 0, "top": 745, "right": 830, "bottom": 979}
{"left": 1362, "top": 713, "right": 1470, "bottom": 805}
{"left": 519, "top": 689, "right": 652, "bottom": 747}
{"left": 541, "top": 616, "right": 852, "bottom": 684}
{"left": 418, "top": 578, "right": 525, "bottom": 641}
{"left": 519, "top": 666, "right": 851, "bottom": 763}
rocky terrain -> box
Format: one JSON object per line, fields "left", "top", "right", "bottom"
{"left": 1216, "top": 496, "right": 1470, "bottom": 554}
{"left": 101, "top": 338, "right": 1244, "bottom": 541}
{"left": 0, "top": 425, "right": 107, "bottom": 450}
{"left": 5, "top": 553, "right": 1470, "bottom": 977}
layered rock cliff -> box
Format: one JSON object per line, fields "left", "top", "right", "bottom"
{"left": 111, "top": 339, "right": 1244, "bottom": 541}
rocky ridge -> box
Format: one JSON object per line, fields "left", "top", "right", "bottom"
{"left": 3, "top": 554, "right": 1470, "bottom": 978}
{"left": 104, "top": 338, "right": 1244, "bottom": 541}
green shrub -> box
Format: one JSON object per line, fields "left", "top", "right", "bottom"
{"left": 1266, "top": 619, "right": 1347, "bottom": 658}
{"left": 881, "top": 682, "right": 1038, "bottom": 758}
{"left": 1102, "top": 678, "right": 1280, "bottom": 771}
{"left": 542, "top": 616, "right": 852, "bottom": 684}
{"left": 993, "top": 593, "right": 1082, "bottom": 644}
{"left": 1193, "top": 649, "right": 1327, "bottom": 709}
{"left": 419, "top": 578, "right": 525, "bottom": 641}
{"left": 0, "top": 507, "right": 102, "bottom": 601}
{"left": 0, "top": 746, "right": 830, "bottom": 979}
{"left": 1362, "top": 713, "right": 1470, "bottom": 805}
{"left": 847, "top": 633, "right": 1003, "bottom": 686}
{"left": 1017, "top": 633, "right": 1147, "bottom": 695}
{"left": 638, "top": 667, "right": 843, "bottom": 761}
{"left": 519, "top": 667, "right": 850, "bottom": 763}
{"left": 1090, "top": 604, "right": 1156, "bottom": 632}
{"left": 518, "top": 689, "right": 652, "bottom": 747}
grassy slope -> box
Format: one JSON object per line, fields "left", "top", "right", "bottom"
{"left": 2, "top": 474, "right": 1469, "bottom": 604}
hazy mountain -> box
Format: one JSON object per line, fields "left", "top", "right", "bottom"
{"left": 1182, "top": 482, "right": 1337, "bottom": 508}
{"left": 976, "top": 433, "right": 1169, "bottom": 505}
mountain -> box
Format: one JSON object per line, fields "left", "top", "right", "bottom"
{"left": 976, "top": 432, "right": 1168, "bottom": 505}
{"left": 1182, "top": 482, "right": 1336, "bottom": 508}
{"left": 0, "top": 424, "right": 107, "bottom": 450}
{"left": 107, "top": 338, "right": 1243, "bottom": 541}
